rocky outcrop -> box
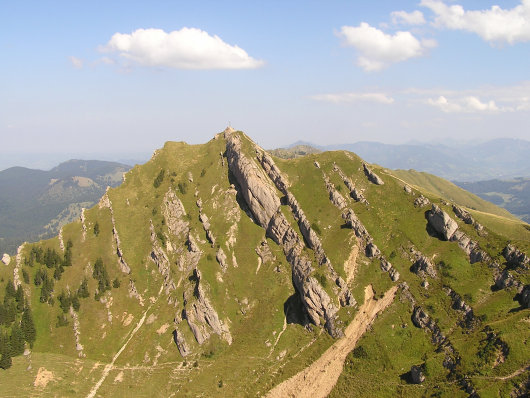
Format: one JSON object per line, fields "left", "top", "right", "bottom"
{"left": 226, "top": 132, "right": 343, "bottom": 336}
{"left": 503, "top": 244, "right": 530, "bottom": 270}
{"left": 177, "top": 232, "right": 203, "bottom": 272}
{"left": 427, "top": 204, "right": 458, "bottom": 241}
{"left": 342, "top": 209, "right": 369, "bottom": 240}
{"left": 128, "top": 280, "right": 144, "bottom": 306}
{"left": 444, "top": 287, "right": 477, "bottom": 329}
{"left": 196, "top": 198, "right": 215, "bottom": 246}
{"left": 414, "top": 195, "right": 430, "bottom": 208}
{"left": 149, "top": 221, "right": 176, "bottom": 295}
{"left": 99, "top": 191, "right": 131, "bottom": 274}
{"left": 412, "top": 306, "right": 447, "bottom": 345}
{"left": 404, "top": 185, "right": 412, "bottom": 194}
{"left": 183, "top": 269, "right": 232, "bottom": 345}
{"left": 518, "top": 285, "right": 530, "bottom": 308}
{"left": 226, "top": 132, "right": 280, "bottom": 227}
{"left": 452, "top": 205, "right": 474, "bottom": 225}
{"left": 380, "top": 258, "right": 400, "bottom": 282}
{"left": 410, "top": 365, "right": 425, "bottom": 384}
{"left": 173, "top": 327, "right": 191, "bottom": 357}
{"left": 1, "top": 253, "right": 11, "bottom": 265}
{"left": 411, "top": 255, "right": 437, "bottom": 278}
{"left": 69, "top": 307, "right": 85, "bottom": 357}
{"left": 80, "top": 208, "right": 87, "bottom": 241}
{"left": 494, "top": 268, "right": 523, "bottom": 292}
{"left": 13, "top": 243, "right": 24, "bottom": 288}
{"left": 58, "top": 227, "right": 65, "bottom": 252}
{"left": 334, "top": 164, "right": 368, "bottom": 204}
{"left": 365, "top": 242, "right": 380, "bottom": 258}
{"left": 363, "top": 163, "right": 384, "bottom": 185}
{"left": 163, "top": 188, "right": 189, "bottom": 238}
{"left": 324, "top": 175, "right": 347, "bottom": 210}
{"left": 216, "top": 248, "right": 228, "bottom": 272}
{"left": 451, "top": 231, "right": 489, "bottom": 264}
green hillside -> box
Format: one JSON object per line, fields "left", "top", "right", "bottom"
{"left": 0, "top": 131, "right": 528, "bottom": 397}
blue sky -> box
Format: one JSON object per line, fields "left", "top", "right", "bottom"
{"left": 1, "top": 0, "right": 530, "bottom": 165}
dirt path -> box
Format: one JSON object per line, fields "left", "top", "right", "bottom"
{"left": 475, "top": 363, "right": 530, "bottom": 381}
{"left": 264, "top": 284, "right": 398, "bottom": 398}
{"left": 86, "top": 285, "right": 163, "bottom": 398}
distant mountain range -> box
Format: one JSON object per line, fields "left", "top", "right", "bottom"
{"left": 455, "top": 177, "right": 530, "bottom": 223}
{"left": 0, "top": 159, "right": 131, "bottom": 254}
{"left": 284, "top": 138, "right": 530, "bottom": 182}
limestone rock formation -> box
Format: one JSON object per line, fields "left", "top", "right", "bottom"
{"left": 503, "top": 244, "right": 530, "bottom": 269}
{"left": 1, "top": 253, "right": 10, "bottom": 265}
{"left": 519, "top": 285, "right": 530, "bottom": 308}
{"left": 411, "top": 255, "right": 437, "bottom": 278}
{"left": 452, "top": 205, "right": 474, "bottom": 225}
{"left": 427, "top": 204, "right": 458, "bottom": 241}
{"left": 414, "top": 195, "right": 430, "bottom": 208}
{"left": 363, "top": 163, "right": 384, "bottom": 185}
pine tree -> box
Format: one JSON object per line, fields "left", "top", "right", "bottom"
{"left": 77, "top": 278, "right": 90, "bottom": 298}
{"left": 9, "top": 322, "right": 25, "bottom": 356}
{"left": 5, "top": 279, "right": 16, "bottom": 300}
{"left": 21, "top": 307, "right": 36, "bottom": 347}
{"left": 15, "top": 285, "right": 24, "bottom": 313}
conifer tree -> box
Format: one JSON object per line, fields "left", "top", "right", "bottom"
{"left": 9, "top": 322, "right": 25, "bottom": 356}
{"left": 21, "top": 307, "right": 36, "bottom": 347}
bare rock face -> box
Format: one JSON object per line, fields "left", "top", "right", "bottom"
{"left": 451, "top": 231, "right": 489, "bottom": 264}
{"left": 342, "top": 209, "right": 369, "bottom": 240}
{"left": 324, "top": 175, "right": 347, "bottom": 210}
{"left": 411, "top": 255, "right": 437, "bottom": 278}
{"left": 163, "top": 188, "right": 189, "bottom": 238}
{"left": 410, "top": 365, "right": 425, "bottom": 384}
{"left": 226, "top": 132, "right": 342, "bottom": 337}
{"left": 173, "top": 327, "right": 191, "bottom": 357}
{"left": 334, "top": 164, "right": 368, "bottom": 204}
{"left": 183, "top": 268, "right": 232, "bottom": 345}
{"left": 365, "top": 242, "right": 381, "bottom": 258}
{"left": 503, "top": 244, "right": 530, "bottom": 270}
{"left": 216, "top": 248, "right": 228, "bottom": 272}
{"left": 414, "top": 195, "right": 430, "bottom": 208}
{"left": 452, "top": 205, "right": 474, "bottom": 225}
{"left": 427, "top": 204, "right": 459, "bottom": 241}
{"left": 411, "top": 306, "right": 446, "bottom": 345}
{"left": 226, "top": 132, "right": 280, "bottom": 227}
{"left": 1, "top": 253, "right": 11, "bottom": 265}
{"left": 363, "top": 163, "right": 384, "bottom": 185}
{"left": 494, "top": 269, "right": 523, "bottom": 291}
{"left": 149, "top": 221, "right": 176, "bottom": 294}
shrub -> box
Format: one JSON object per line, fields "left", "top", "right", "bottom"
{"left": 153, "top": 169, "right": 165, "bottom": 188}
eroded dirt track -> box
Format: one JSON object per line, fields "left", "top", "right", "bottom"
{"left": 264, "top": 284, "right": 398, "bottom": 398}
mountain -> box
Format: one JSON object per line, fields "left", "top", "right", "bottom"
{"left": 281, "top": 138, "right": 530, "bottom": 182}
{"left": 0, "top": 130, "right": 528, "bottom": 397}
{"left": 0, "top": 160, "right": 131, "bottom": 255}
{"left": 456, "top": 178, "right": 530, "bottom": 224}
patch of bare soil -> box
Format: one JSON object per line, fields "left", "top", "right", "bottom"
{"left": 264, "top": 284, "right": 398, "bottom": 398}
{"left": 34, "top": 367, "right": 55, "bottom": 388}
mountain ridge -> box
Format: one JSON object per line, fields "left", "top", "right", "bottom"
{"left": 0, "top": 130, "right": 528, "bottom": 397}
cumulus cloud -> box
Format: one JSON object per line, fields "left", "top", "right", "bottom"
{"left": 427, "top": 95, "right": 501, "bottom": 113}
{"left": 69, "top": 56, "right": 83, "bottom": 69}
{"left": 337, "top": 23, "right": 436, "bottom": 71}
{"left": 420, "top": 0, "right": 530, "bottom": 44}
{"left": 311, "top": 92, "right": 394, "bottom": 104}
{"left": 100, "top": 27, "right": 264, "bottom": 70}
{"left": 391, "top": 10, "right": 426, "bottom": 25}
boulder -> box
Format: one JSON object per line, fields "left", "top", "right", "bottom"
{"left": 404, "top": 185, "right": 412, "bottom": 194}
{"left": 1, "top": 253, "right": 11, "bottom": 265}
{"left": 410, "top": 365, "right": 425, "bottom": 384}
{"left": 519, "top": 285, "right": 530, "bottom": 308}
{"left": 427, "top": 204, "right": 458, "bottom": 240}
{"left": 365, "top": 242, "right": 381, "bottom": 258}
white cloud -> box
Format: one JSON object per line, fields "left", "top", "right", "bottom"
{"left": 69, "top": 56, "right": 83, "bottom": 69}
{"left": 391, "top": 10, "right": 426, "bottom": 25}
{"left": 427, "top": 95, "right": 501, "bottom": 113}
{"left": 311, "top": 92, "right": 394, "bottom": 104}
{"left": 100, "top": 27, "right": 264, "bottom": 70}
{"left": 420, "top": 0, "right": 530, "bottom": 44}
{"left": 337, "top": 22, "right": 436, "bottom": 71}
